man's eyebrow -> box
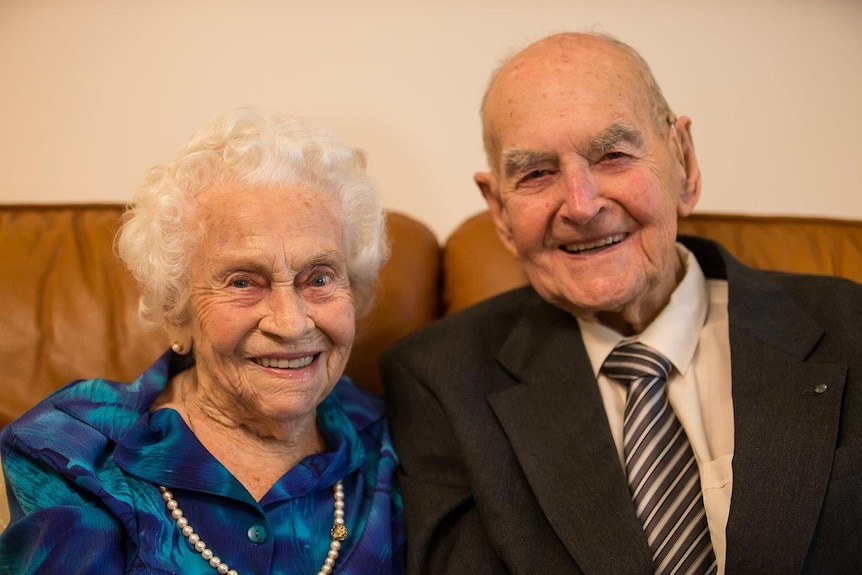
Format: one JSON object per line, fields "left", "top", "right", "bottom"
{"left": 502, "top": 149, "right": 557, "bottom": 179}
{"left": 501, "top": 123, "right": 644, "bottom": 178}
{"left": 587, "top": 122, "right": 644, "bottom": 154}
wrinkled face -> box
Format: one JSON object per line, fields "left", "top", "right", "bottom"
{"left": 478, "top": 38, "right": 699, "bottom": 332}
{"left": 175, "top": 183, "right": 355, "bottom": 425}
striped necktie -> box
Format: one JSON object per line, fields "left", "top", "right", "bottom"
{"left": 602, "top": 341, "right": 717, "bottom": 575}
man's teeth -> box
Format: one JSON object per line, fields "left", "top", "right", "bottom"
{"left": 564, "top": 234, "right": 626, "bottom": 253}
{"left": 256, "top": 356, "right": 314, "bottom": 369}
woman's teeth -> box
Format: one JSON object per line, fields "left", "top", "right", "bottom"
{"left": 256, "top": 356, "right": 314, "bottom": 369}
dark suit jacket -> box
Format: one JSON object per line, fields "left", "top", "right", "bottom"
{"left": 381, "top": 237, "right": 862, "bottom": 575}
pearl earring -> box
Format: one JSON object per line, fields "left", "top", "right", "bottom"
{"left": 171, "top": 341, "right": 184, "bottom": 354}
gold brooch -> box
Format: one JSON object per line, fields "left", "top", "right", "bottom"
{"left": 330, "top": 524, "right": 348, "bottom": 541}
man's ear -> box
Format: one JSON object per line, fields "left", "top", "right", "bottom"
{"left": 672, "top": 115, "right": 702, "bottom": 218}
{"left": 475, "top": 171, "right": 518, "bottom": 256}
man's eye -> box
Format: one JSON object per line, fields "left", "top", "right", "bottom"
{"left": 231, "top": 278, "right": 251, "bottom": 288}
{"left": 600, "top": 151, "right": 628, "bottom": 162}
{"left": 516, "top": 169, "right": 556, "bottom": 188}
{"left": 524, "top": 169, "right": 550, "bottom": 180}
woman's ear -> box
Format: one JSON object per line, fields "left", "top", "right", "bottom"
{"left": 475, "top": 171, "right": 518, "bottom": 256}
{"left": 166, "top": 315, "right": 193, "bottom": 355}
{"left": 673, "top": 115, "right": 702, "bottom": 217}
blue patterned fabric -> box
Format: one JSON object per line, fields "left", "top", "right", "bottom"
{"left": 0, "top": 351, "right": 405, "bottom": 575}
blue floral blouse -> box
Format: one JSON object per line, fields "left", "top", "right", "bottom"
{"left": 0, "top": 351, "right": 405, "bottom": 575}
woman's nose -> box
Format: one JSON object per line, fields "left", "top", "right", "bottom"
{"left": 258, "top": 287, "right": 314, "bottom": 339}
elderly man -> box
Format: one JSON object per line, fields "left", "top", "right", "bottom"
{"left": 381, "top": 32, "right": 862, "bottom": 575}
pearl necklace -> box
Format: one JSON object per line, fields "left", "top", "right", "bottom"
{"left": 158, "top": 480, "right": 348, "bottom": 575}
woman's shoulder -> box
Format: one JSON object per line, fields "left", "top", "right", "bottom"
{"left": 1, "top": 354, "right": 171, "bottom": 456}
{"left": 1, "top": 381, "right": 127, "bottom": 464}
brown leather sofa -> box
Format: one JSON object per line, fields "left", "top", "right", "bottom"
{"left": 2, "top": 204, "right": 862, "bottom": 529}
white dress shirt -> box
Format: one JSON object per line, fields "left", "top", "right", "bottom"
{"left": 577, "top": 244, "right": 734, "bottom": 574}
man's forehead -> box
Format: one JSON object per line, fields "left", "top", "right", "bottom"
{"left": 500, "top": 71, "right": 648, "bottom": 117}
{"left": 498, "top": 35, "right": 631, "bottom": 84}
{"left": 481, "top": 35, "right": 657, "bottom": 166}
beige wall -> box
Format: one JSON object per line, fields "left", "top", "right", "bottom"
{"left": 1, "top": 0, "right": 860, "bottom": 240}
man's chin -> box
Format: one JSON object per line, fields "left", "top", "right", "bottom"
{"left": 537, "top": 279, "right": 633, "bottom": 314}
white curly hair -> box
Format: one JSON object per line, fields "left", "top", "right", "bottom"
{"left": 116, "top": 107, "right": 390, "bottom": 328}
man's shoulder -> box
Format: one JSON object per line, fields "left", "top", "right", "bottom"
{"left": 767, "top": 270, "right": 862, "bottom": 324}
{"left": 768, "top": 268, "right": 862, "bottom": 293}
{"left": 713, "top": 239, "right": 862, "bottom": 314}
{"left": 385, "top": 285, "right": 539, "bottom": 357}
{"left": 685, "top": 234, "right": 862, "bottom": 297}
{"left": 693, "top": 235, "right": 862, "bottom": 343}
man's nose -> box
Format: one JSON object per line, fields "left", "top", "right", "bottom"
{"left": 559, "top": 166, "right": 602, "bottom": 225}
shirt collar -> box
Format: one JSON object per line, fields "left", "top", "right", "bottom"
{"left": 98, "top": 355, "right": 368, "bottom": 503}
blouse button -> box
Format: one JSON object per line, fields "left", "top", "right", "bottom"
{"left": 247, "top": 525, "right": 268, "bottom": 543}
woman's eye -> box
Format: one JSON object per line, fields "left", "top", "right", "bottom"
{"left": 310, "top": 274, "right": 331, "bottom": 288}
{"left": 298, "top": 265, "right": 341, "bottom": 292}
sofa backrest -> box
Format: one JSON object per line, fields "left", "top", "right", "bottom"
{"left": 442, "top": 211, "right": 862, "bottom": 315}
{"left": 0, "top": 204, "right": 441, "bottom": 429}
{"left": 4, "top": 205, "right": 862, "bottom": 429}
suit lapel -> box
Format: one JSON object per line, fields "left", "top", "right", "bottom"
{"left": 698, "top": 242, "right": 848, "bottom": 573}
{"left": 487, "top": 297, "right": 654, "bottom": 574}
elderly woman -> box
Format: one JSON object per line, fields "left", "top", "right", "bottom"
{"left": 0, "top": 108, "right": 404, "bottom": 574}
